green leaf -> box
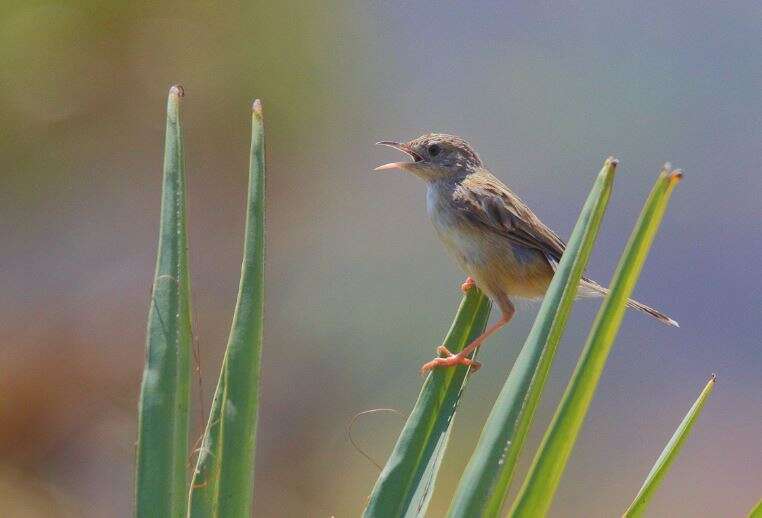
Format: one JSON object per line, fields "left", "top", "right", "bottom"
{"left": 136, "top": 85, "right": 193, "bottom": 518}
{"left": 188, "top": 100, "right": 266, "bottom": 517}
{"left": 363, "top": 289, "right": 492, "bottom": 518}
{"left": 448, "top": 158, "right": 618, "bottom": 517}
{"left": 623, "top": 374, "right": 716, "bottom": 517}
{"left": 509, "top": 166, "right": 682, "bottom": 517}
{"left": 748, "top": 498, "right": 762, "bottom": 518}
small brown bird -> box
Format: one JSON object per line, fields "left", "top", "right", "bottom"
{"left": 375, "top": 133, "right": 678, "bottom": 374}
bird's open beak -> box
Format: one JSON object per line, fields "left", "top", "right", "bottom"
{"left": 374, "top": 141, "right": 423, "bottom": 171}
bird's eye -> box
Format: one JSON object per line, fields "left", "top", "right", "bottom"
{"left": 428, "top": 144, "right": 441, "bottom": 157}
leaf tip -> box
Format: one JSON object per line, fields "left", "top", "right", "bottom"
{"left": 252, "top": 98, "right": 263, "bottom": 118}
{"left": 658, "top": 163, "right": 683, "bottom": 186}
{"left": 170, "top": 84, "right": 185, "bottom": 98}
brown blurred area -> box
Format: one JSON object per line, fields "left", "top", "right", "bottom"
{"left": 2, "top": 1, "right": 761, "bottom": 517}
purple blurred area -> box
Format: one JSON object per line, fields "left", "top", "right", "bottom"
{"left": 1, "top": 1, "right": 760, "bottom": 516}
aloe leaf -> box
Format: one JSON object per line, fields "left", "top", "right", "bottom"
{"left": 749, "top": 498, "right": 762, "bottom": 518}
{"left": 448, "top": 158, "right": 618, "bottom": 517}
{"left": 188, "top": 100, "right": 266, "bottom": 517}
{"left": 509, "top": 166, "right": 682, "bottom": 517}
{"left": 363, "top": 289, "right": 492, "bottom": 518}
{"left": 136, "top": 85, "right": 193, "bottom": 518}
{"left": 623, "top": 374, "right": 716, "bottom": 517}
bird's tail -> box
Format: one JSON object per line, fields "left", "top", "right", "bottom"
{"left": 579, "top": 277, "right": 679, "bottom": 328}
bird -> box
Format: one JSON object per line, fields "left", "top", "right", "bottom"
{"left": 374, "top": 133, "right": 678, "bottom": 374}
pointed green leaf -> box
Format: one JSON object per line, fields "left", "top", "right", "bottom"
{"left": 136, "top": 85, "right": 193, "bottom": 518}
{"left": 748, "top": 498, "right": 762, "bottom": 518}
{"left": 188, "top": 100, "right": 266, "bottom": 518}
{"left": 623, "top": 374, "right": 716, "bottom": 517}
{"left": 448, "top": 158, "right": 618, "bottom": 517}
{"left": 509, "top": 166, "right": 682, "bottom": 517}
{"left": 363, "top": 289, "right": 492, "bottom": 518}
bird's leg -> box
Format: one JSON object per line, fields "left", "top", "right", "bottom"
{"left": 420, "top": 302, "right": 515, "bottom": 374}
{"left": 460, "top": 276, "right": 475, "bottom": 293}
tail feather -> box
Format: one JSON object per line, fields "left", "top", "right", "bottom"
{"left": 580, "top": 277, "right": 679, "bottom": 328}
{"left": 624, "top": 297, "right": 679, "bottom": 327}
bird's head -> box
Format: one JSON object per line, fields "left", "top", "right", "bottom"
{"left": 375, "top": 133, "right": 482, "bottom": 181}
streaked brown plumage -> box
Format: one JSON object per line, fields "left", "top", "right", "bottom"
{"left": 375, "top": 133, "right": 677, "bottom": 374}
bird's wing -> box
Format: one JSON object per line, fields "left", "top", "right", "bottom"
{"left": 451, "top": 172, "right": 679, "bottom": 327}
{"left": 453, "top": 170, "right": 567, "bottom": 262}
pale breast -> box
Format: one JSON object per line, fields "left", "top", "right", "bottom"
{"left": 426, "top": 182, "right": 554, "bottom": 300}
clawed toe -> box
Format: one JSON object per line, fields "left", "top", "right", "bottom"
{"left": 420, "top": 351, "right": 481, "bottom": 375}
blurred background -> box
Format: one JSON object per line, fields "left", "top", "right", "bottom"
{"left": 1, "top": 1, "right": 760, "bottom": 516}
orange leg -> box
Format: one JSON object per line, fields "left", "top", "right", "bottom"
{"left": 460, "top": 276, "right": 475, "bottom": 293}
{"left": 420, "top": 303, "right": 515, "bottom": 375}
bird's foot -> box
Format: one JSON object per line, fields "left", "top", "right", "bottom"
{"left": 420, "top": 345, "right": 481, "bottom": 375}
{"left": 460, "top": 277, "right": 475, "bottom": 293}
